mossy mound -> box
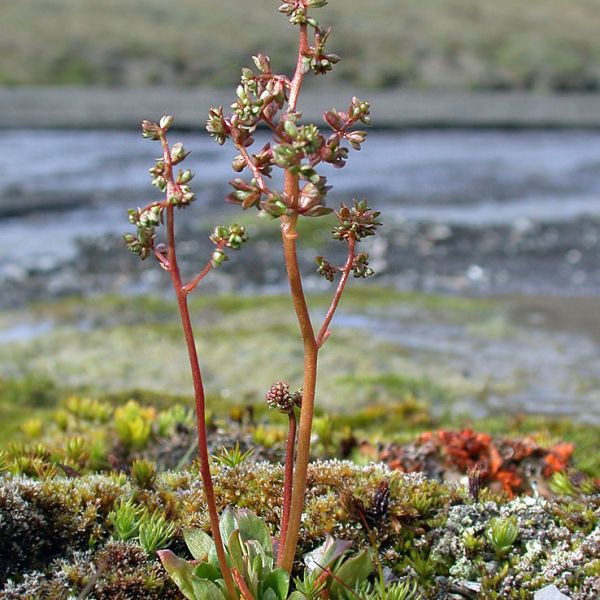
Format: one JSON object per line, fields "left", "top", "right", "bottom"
{"left": 1, "top": 460, "right": 599, "bottom": 598}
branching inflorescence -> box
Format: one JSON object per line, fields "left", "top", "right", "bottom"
{"left": 126, "top": 0, "right": 381, "bottom": 594}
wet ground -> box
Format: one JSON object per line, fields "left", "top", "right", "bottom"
{"left": 0, "top": 129, "right": 599, "bottom": 420}
{"left": 3, "top": 129, "right": 600, "bottom": 302}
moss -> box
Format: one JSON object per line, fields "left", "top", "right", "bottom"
{"left": 1, "top": 462, "right": 598, "bottom": 596}
{"left": 0, "top": 476, "right": 122, "bottom": 580}
{"left": 2, "top": 542, "right": 181, "bottom": 599}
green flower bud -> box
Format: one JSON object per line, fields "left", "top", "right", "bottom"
{"left": 177, "top": 169, "right": 194, "bottom": 184}
{"left": 182, "top": 192, "right": 195, "bottom": 204}
{"left": 272, "top": 143, "right": 301, "bottom": 169}
{"left": 352, "top": 253, "right": 374, "bottom": 278}
{"left": 349, "top": 97, "right": 371, "bottom": 125}
{"left": 170, "top": 143, "right": 189, "bottom": 165}
{"left": 315, "top": 256, "right": 336, "bottom": 282}
{"left": 207, "top": 106, "right": 230, "bottom": 145}
{"left": 284, "top": 120, "right": 299, "bottom": 138}
{"left": 211, "top": 249, "right": 228, "bottom": 267}
{"left": 152, "top": 177, "right": 167, "bottom": 192}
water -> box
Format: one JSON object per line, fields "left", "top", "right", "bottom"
{"left": 2, "top": 129, "right": 600, "bottom": 297}
{"left": 3, "top": 129, "right": 600, "bottom": 220}
{"left": 1, "top": 128, "right": 600, "bottom": 420}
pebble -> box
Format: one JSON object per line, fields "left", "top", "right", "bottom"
{"left": 534, "top": 584, "right": 570, "bottom": 600}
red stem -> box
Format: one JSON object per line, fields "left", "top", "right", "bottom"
{"left": 237, "top": 145, "right": 270, "bottom": 193}
{"left": 276, "top": 19, "right": 321, "bottom": 574}
{"left": 278, "top": 190, "right": 319, "bottom": 572}
{"left": 182, "top": 243, "right": 224, "bottom": 294}
{"left": 277, "top": 410, "right": 297, "bottom": 564}
{"left": 316, "top": 238, "right": 355, "bottom": 348}
{"left": 288, "top": 24, "right": 309, "bottom": 113}
{"left": 160, "top": 135, "right": 238, "bottom": 600}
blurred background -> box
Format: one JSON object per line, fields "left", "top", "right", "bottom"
{"left": 1, "top": 0, "right": 600, "bottom": 442}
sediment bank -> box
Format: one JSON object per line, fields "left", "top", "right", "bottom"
{"left": 2, "top": 87, "right": 600, "bottom": 129}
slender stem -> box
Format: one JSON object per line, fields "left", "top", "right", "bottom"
{"left": 278, "top": 173, "right": 319, "bottom": 571}
{"left": 182, "top": 259, "right": 213, "bottom": 294}
{"left": 183, "top": 242, "right": 224, "bottom": 294}
{"left": 277, "top": 19, "right": 324, "bottom": 573}
{"left": 161, "top": 136, "right": 238, "bottom": 600}
{"left": 288, "top": 24, "right": 309, "bottom": 113}
{"left": 277, "top": 409, "right": 297, "bottom": 565}
{"left": 237, "top": 145, "right": 270, "bottom": 193}
{"left": 316, "top": 238, "right": 355, "bottom": 348}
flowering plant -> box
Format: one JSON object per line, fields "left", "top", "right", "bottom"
{"left": 125, "top": 0, "right": 380, "bottom": 595}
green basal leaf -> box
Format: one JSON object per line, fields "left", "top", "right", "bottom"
{"left": 261, "top": 568, "right": 290, "bottom": 600}
{"left": 250, "top": 551, "right": 263, "bottom": 590}
{"left": 329, "top": 549, "right": 373, "bottom": 599}
{"left": 191, "top": 577, "right": 227, "bottom": 600}
{"left": 236, "top": 508, "right": 273, "bottom": 555}
{"left": 262, "top": 590, "right": 278, "bottom": 600}
{"left": 157, "top": 550, "right": 199, "bottom": 600}
{"left": 247, "top": 538, "right": 272, "bottom": 569}
{"left": 227, "top": 529, "right": 245, "bottom": 574}
{"left": 219, "top": 506, "right": 237, "bottom": 544}
{"left": 184, "top": 527, "right": 215, "bottom": 561}
{"left": 194, "top": 561, "right": 222, "bottom": 582}
{"left": 304, "top": 535, "right": 353, "bottom": 573}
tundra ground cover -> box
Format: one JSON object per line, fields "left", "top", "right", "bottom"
{"left": 2, "top": 0, "right": 600, "bottom": 91}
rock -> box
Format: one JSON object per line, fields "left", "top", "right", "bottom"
{"left": 534, "top": 584, "right": 570, "bottom": 600}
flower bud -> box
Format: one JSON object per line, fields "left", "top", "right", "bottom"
{"left": 272, "top": 143, "right": 300, "bottom": 168}
{"left": 160, "top": 115, "right": 174, "bottom": 130}
{"left": 232, "top": 155, "right": 246, "bottom": 172}
{"left": 182, "top": 192, "right": 195, "bottom": 204}
{"left": 345, "top": 130, "right": 368, "bottom": 151}
{"left": 349, "top": 97, "right": 371, "bottom": 125}
{"left": 211, "top": 249, "right": 228, "bottom": 267}
{"left": 170, "top": 143, "right": 189, "bottom": 165}
{"left": 177, "top": 169, "right": 194, "bottom": 184}
{"left": 284, "top": 119, "right": 299, "bottom": 139}
{"left": 315, "top": 256, "right": 336, "bottom": 282}
{"left": 207, "top": 106, "right": 230, "bottom": 146}
{"left": 252, "top": 53, "right": 272, "bottom": 74}
{"left": 265, "top": 381, "right": 295, "bottom": 413}
{"left": 352, "top": 253, "right": 374, "bottom": 278}
{"left": 152, "top": 177, "right": 167, "bottom": 192}
{"left": 141, "top": 120, "right": 161, "bottom": 140}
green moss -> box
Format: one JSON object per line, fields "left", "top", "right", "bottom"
{"left": 1, "top": 461, "right": 598, "bottom": 596}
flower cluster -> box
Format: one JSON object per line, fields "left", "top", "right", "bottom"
{"left": 209, "top": 224, "right": 249, "bottom": 267}
{"left": 278, "top": 0, "right": 329, "bottom": 26}
{"left": 301, "top": 26, "right": 340, "bottom": 75}
{"left": 125, "top": 116, "right": 247, "bottom": 268}
{"left": 315, "top": 199, "right": 381, "bottom": 282}
{"left": 265, "top": 381, "right": 302, "bottom": 413}
{"left": 332, "top": 199, "right": 382, "bottom": 242}
{"left": 204, "top": 3, "right": 373, "bottom": 228}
